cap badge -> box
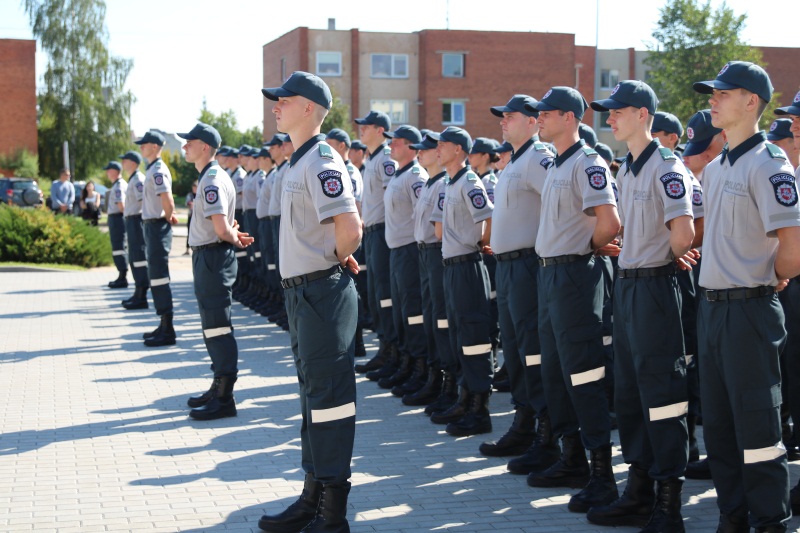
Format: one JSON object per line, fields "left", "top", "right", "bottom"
{"left": 794, "top": 91, "right": 800, "bottom": 104}
{"left": 543, "top": 89, "right": 552, "bottom": 100}
{"left": 770, "top": 121, "right": 778, "bottom": 132}
{"left": 610, "top": 83, "right": 621, "bottom": 96}
{"left": 687, "top": 127, "right": 695, "bottom": 140}
{"left": 717, "top": 63, "right": 730, "bottom": 77}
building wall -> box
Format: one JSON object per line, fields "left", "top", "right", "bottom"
{"left": 0, "top": 39, "right": 38, "bottom": 175}
{"left": 357, "top": 32, "right": 419, "bottom": 127}
{"left": 760, "top": 47, "right": 800, "bottom": 108}
{"left": 262, "top": 27, "right": 307, "bottom": 140}
{"left": 308, "top": 29, "right": 352, "bottom": 116}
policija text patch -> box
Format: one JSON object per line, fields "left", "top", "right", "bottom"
{"left": 318, "top": 170, "right": 344, "bottom": 198}
{"left": 771, "top": 173, "right": 798, "bottom": 206}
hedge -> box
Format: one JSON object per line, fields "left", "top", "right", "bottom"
{"left": 0, "top": 205, "right": 112, "bottom": 267}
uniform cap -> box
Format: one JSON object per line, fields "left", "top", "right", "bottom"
{"left": 238, "top": 144, "right": 253, "bottom": 155}
{"left": 682, "top": 109, "right": 723, "bottom": 157}
{"left": 693, "top": 61, "right": 773, "bottom": 103}
{"left": 775, "top": 90, "right": 800, "bottom": 116}
{"left": 594, "top": 143, "right": 615, "bottom": 164}
{"left": 119, "top": 151, "right": 142, "bottom": 164}
{"left": 528, "top": 87, "right": 588, "bottom": 120}
{"left": 264, "top": 133, "right": 288, "bottom": 147}
{"left": 767, "top": 118, "right": 794, "bottom": 141}
{"left": 349, "top": 139, "right": 367, "bottom": 151}
{"left": 590, "top": 80, "right": 658, "bottom": 114}
{"left": 354, "top": 110, "right": 392, "bottom": 131}
{"left": 227, "top": 148, "right": 240, "bottom": 157}
{"left": 651, "top": 112, "right": 684, "bottom": 137}
{"left": 494, "top": 141, "right": 513, "bottom": 154}
{"left": 177, "top": 122, "right": 222, "bottom": 149}
{"left": 103, "top": 161, "right": 122, "bottom": 171}
{"left": 470, "top": 137, "right": 500, "bottom": 155}
{"left": 383, "top": 125, "right": 422, "bottom": 144}
{"left": 578, "top": 123, "right": 598, "bottom": 148}
{"left": 262, "top": 71, "right": 333, "bottom": 109}
{"left": 134, "top": 130, "right": 166, "bottom": 146}
{"left": 217, "top": 145, "right": 232, "bottom": 156}
{"left": 490, "top": 94, "right": 539, "bottom": 118}
{"left": 256, "top": 147, "right": 272, "bottom": 158}
{"left": 434, "top": 126, "right": 472, "bottom": 154}
{"left": 326, "top": 128, "right": 352, "bottom": 147}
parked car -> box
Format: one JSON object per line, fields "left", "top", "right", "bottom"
{"left": 72, "top": 181, "right": 109, "bottom": 216}
{"left": 0, "top": 177, "right": 44, "bottom": 207}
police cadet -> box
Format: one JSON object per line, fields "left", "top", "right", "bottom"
{"left": 579, "top": 123, "right": 599, "bottom": 148}
{"left": 691, "top": 61, "right": 800, "bottom": 533}
{"left": 266, "top": 134, "right": 291, "bottom": 329}
{"left": 527, "top": 87, "right": 620, "bottom": 512}
{"left": 349, "top": 139, "right": 367, "bottom": 174}
{"left": 241, "top": 147, "right": 266, "bottom": 309}
{"left": 134, "top": 130, "right": 179, "bottom": 347}
{"left": 229, "top": 147, "right": 249, "bottom": 300}
{"left": 380, "top": 125, "right": 429, "bottom": 397}
{"left": 255, "top": 146, "right": 280, "bottom": 317}
{"left": 104, "top": 161, "right": 129, "bottom": 289}
{"left": 258, "top": 71, "right": 361, "bottom": 533}
{"left": 120, "top": 150, "right": 150, "bottom": 310}
{"left": 768, "top": 118, "right": 799, "bottom": 169}
{"left": 480, "top": 95, "right": 561, "bottom": 477}
{"left": 585, "top": 81, "right": 694, "bottom": 532}
{"left": 428, "top": 126, "right": 495, "bottom": 437}
{"left": 680, "top": 109, "right": 726, "bottom": 182}
{"left": 353, "top": 111, "right": 400, "bottom": 379}
{"left": 180, "top": 122, "right": 253, "bottom": 421}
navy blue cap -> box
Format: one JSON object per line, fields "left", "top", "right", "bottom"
{"left": 651, "top": 112, "right": 684, "bottom": 137}
{"left": 264, "top": 133, "right": 288, "bottom": 147}
{"left": 470, "top": 137, "right": 500, "bottom": 155}
{"left": 683, "top": 109, "right": 723, "bottom": 157}
{"left": 326, "top": 128, "right": 352, "bottom": 147}
{"left": 256, "top": 147, "right": 272, "bottom": 158}
{"left": 768, "top": 118, "right": 794, "bottom": 141}
{"left": 434, "top": 126, "right": 472, "bottom": 154}
{"left": 134, "top": 130, "right": 165, "bottom": 146}
{"left": 219, "top": 145, "right": 232, "bottom": 153}
{"left": 354, "top": 110, "right": 391, "bottom": 131}
{"left": 591, "top": 80, "right": 658, "bottom": 114}
{"left": 775, "top": 90, "right": 800, "bottom": 116}
{"left": 494, "top": 141, "right": 513, "bottom": 154}
{"left": 119, "top": 151, "right": 142, "bottom": 164}
{"left": 177, "top": 122, "right": 222, "bottom": 149}
{"left": 578, "top": 124, "right": 598, "bottom": 148}
{"left": 528, "top": 87, "right": 589, "bottom": 120}
{"left": 693, "top": 61, "right": 773, "bottom": 103}
{"left": 410, "top": 136, "right": 438, "bottom": 150}
{"left": 103, "top": 161, "right": 122, "bottom": 171}
{"left": 238, "top": 144, "right": 253, "bottom": 155}
{"left": 262, "top": 71, "right": 333, "bottom": 110}
{"left": 383, "top": 125, "right": 422, "bottom": 144}
{"left": 349, "top": 139, "right": 367, "bottom": 151}
{"left": 228, "top": 148, "right": 240, "bottom": 157}
{"left": 490, "top": 94, "right": 539, "bottom": 118}
{"left": 593, "top": 143, "right": 614, "bottom": 164}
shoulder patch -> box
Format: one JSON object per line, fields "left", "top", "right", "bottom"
{"left": 582, "top": 146, "right": 598, "bottom": 157}
{"left": 534, "top": 141, "right": 547, "bottom": 151}
{"left": 540, "top": 156, "right": 554, "bottom": 170}
{"left": 153, "top": 173, "right": 164, "bottom": 186}
{"left": 383, "top": 161, "right": 396, "bottom": 177}
{"left": 319, "top": 143, "right": 334, "bottom": 159}
{"left": 770, "top": 173, "right": 798, "bottom": 206}
{"left": 437, "top": 192, "right": 445, "bottom": 211}
{"left": 585, "top": 166, "right": 608, "bottom": 190}
{"left": 383, "top": 146, "right": 392, "bottom": 156}
{"left": 468, "top": 188, "right": 487, "bottom": 209}
{"left": 466, "top": 171, "right": 478, "bottom": 182}
{"left": 767, "top": 143, "right": 788, "bottom": 160}
{"left": 204, "top": 185, "right": 219, "bottom": 204}
{"left": 136, "top": 183, "right": 143, "bottom": 192}
{"left": 411, "top": 181, "right": 423, "bottom": 198}
{"left": 318, "top": 169, "right": 344, "bottom": 198}
{"left": 692, "top": 185, "right": 703, "bottom": 206}
{"left": 660, "top": 172, "right": 686, "bottom": 199}
{"left": 346, "top": 162, "right": 356, "bottom": 173}
{"left": 658, "top": 147, "right": 677, "bottom": 161}
{"left": 611, "top": 181, "right": 619, "bottom": 203}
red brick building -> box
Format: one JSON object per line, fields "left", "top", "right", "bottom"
{"left": 0, "top": 39, "right": 37, "bottom": 175}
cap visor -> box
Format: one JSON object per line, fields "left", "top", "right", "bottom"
{"left": 383, "top": 131, "right": 396, "bottom": 139}
{"left": 775, "top": 105, "right": 800, "bottom": 116}
{"left": 133, "top": 139, "right": 145, "bottom": 145}
{"left": 426, "top": 132, "right": 441, "bottom": 142}
{"left": 176, "top": 132, "right": 194, "bottom": 140}
{"left": 262, "top": 87, "right": 293, "bottom": 101}
{"left": 528, "top": 101, "right": 555, "bottom": 112}
{"left": 767, "top": 133, "right": 792, "bottom": 141}
{"left": 692, "top": 80, "right": 738, "bottom": 95}
{"left": 682, "top": 138, "right": 713, "bottom": 157}
{"left": 590, "top": 99, "right": 628, "bottom": 112}
{"left": 490, "top": 106, "right": 510, "bottom": 117}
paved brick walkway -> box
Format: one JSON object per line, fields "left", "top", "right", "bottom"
{"left": 1, "top": 248, "right": 798, "bottom": 532}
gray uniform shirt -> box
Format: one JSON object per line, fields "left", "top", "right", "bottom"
{"left": 536, "top": 141, "right": 617, "bottom": 258}
{"left": 384, "top": 160, "right": 428, "bottom": 249}
{"left": 440, "top": 166, "right": 494, "bottom": 260}
{"left": 689, "top": 171, "right": 704, "bottom": 220}
{"left": 108, "top": 178, "right": 128, "bottom": 215}
{"left": 345, "top": 161, "right": 363, "bottom": 204}
{"left": 617, "top": 141, "right": 693, "bottom": 269}
{"left": 268, "top": 162, "right": 288, "bottom": 217}
{"left": 491, "top": 139, "right": 554, "bottom": 254}
{"left": 142, "top": 158, "right": 172, "bottom": 220}
{"left": 279, "top": 135, "right": 359, "bottom": 278}
{"left": 699, "top": 132, "right": 800, "bottom": 289}
{"left": 124, "top": 170, "right": 145, "bottom": 217}
{"left": 256, "top": 168, "right": 276, "bottom": 219}
{"left": 362, "top": 144, "right": 397, "bottom": 227}
{"left": 481, "top": 171, "right": 498, "bottom": 206}
{"left": 188, "top": 161, "right": 235, "bottom": 247}
{"left": 243, "top": 169, "right": 264, "bottom": 211}
{"left": 230, "top": 166, "right": 245, "bottom": 210}
{"left": 415, "top": 172, "right": 447, "bottom": 244}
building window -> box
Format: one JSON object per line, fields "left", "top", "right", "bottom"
{"left": 316, "top": 51, "right": 342, "bottom": 77}
{"left": 442, "top": 100, "right": 466, "bottom": 125}
{"left": 598, "top": 111, "right": 611, "bottom": 130}
{"left": 600, "top": 69, "right": 619, "bottom": 89}
{"left": 370, "top": 99, "right": 408, "bottom": 124}
{"left": 442, "top": 53, "right": 464, "bottom": 78}
{"left": 371, "top": 54, "right": 408, "bottom": 78}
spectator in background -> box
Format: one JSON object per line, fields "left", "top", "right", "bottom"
{"left": 184, "top": 180, "right": 197, "bottom": 255}
{"left": 80, "top": 180, "right": 101, "bottom": 225}
{"left": 50, "top": 168, "right": 75, "bottom": 214}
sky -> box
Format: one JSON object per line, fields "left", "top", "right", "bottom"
{"left": 1, "top": 0, "right": 797, "bottom": 138}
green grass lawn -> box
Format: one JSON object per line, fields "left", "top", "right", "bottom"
{"left": 0, "top": 261, "right": 87, "bottom": 271}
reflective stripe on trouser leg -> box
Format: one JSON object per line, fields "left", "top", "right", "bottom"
{"left": 286, "top": 271, "right": 357, "bottom": 484}
{"left": 193, "top": 246, "right": 238, "bottom": 377}
{"left": 390, "top": 244, "right": 427, "bottom": 360}
{"left": 108, "top": 214, "right": 128, "bottom": 273}
{"left": 365, "top": 229, "right": 396, "bottom": 345}
{"left": 423, "top": 246, "right": 456, "bottom": 373}
{"left": 125, "top": 216, "right": 149, "bottom": 289}
{"left": 144, "top": 219, "right": 173, "bottom": 314}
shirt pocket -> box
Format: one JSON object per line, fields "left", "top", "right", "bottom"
{"left": 634, "top": 198, "right": 654, "bottom": 237}
{"left": 286, "top": 191, "right": 305, "bottom": 231}
{"left": 721, "top": 192, "right": 748, "bottom": 238}
{"left": 553, "top": 186, "right": 575, "bottom": 221}
{"left": 503, "top": 180, "right": 518, "bottom": 209}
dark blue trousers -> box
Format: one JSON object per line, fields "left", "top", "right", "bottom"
{"left": 244, "top": 210, "right": 260, "bottom": 281}
{"left": 419, "top": 245, "right": 455, "bottom": 373}
{"left": 143, "top": 219, "right": 172, "bottom": 315}
{"left": 258, "top": 217, "right": 279, "bottom": 292}
{"left": 125, "top": 215, "right": 149, "bottom": 289}
{"left": 271, "top": 215, "right": 281, "bottom": 280}
{"left": 390, "top": 243, "right": 426, "bottom": 360}
{"left": 234, "top": 209, "right": 248, "bottom": 279}
{"left": 364, "top": 226, "right": 396, "bottom": 346}
{"left": 108, "top": 213, "right": 127, "bottom": 274}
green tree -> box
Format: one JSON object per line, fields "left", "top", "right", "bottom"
{"left": 24, "top": 0, "right": 134, "bottom": 181}
{"left": 322, "top": 89, "right": 355, "bottom": 138}
{"left": 0, "top": 149, "right": 39, "bottom": 179}
{"left": 198, "top": 107, "right": 263, "bottom": 149}
{"left": 646, "top": 0, "right": 778, "bottom": 130}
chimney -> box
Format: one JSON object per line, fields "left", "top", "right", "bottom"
{"left": 328, "top": 18, "right": 336, "bottom": 30}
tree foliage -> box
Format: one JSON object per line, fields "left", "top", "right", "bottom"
{"left": 198, "top": 107, "right": 262, "bottom": 149}
{"left": 0, "top": 149, "right": 39, "bottom": 179}
{"left": 646, "top": 0, "right": 778, "bottom": 130}
{"left": 322, "top": 88, "right": 355, "bottom": 138}
{"left": 24, "top": 0, "right": 135, "bottom": 181}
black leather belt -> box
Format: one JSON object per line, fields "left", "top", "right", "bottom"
{"left": 281, "top": 264, "right": 341, "bottom": 289}
{"left": 538, "top": 253, "right": 589, "bottom": 267}
{"left": 364, "top": 223, "right": 385, "bottom": 234}
{"left": 268, "top": 215, "right": 280, "bottom": 220}
{"left": 418, "top": 242, "right": 442, "bottom": 249}
{"left": 443, "top": 252, "right": 481, "bottom": 266}
{"left": 125, "top": 214, "right": 142, "bottom": 220}
{"left": 191, "top": 241, "right": 231, "bottom": 252}
{"left": 143, "top": 217, "right": 167, "bottom": 224}
{"left": 495, "top": 247, "right": 537, "bottom": 262}
{"left": 703, "top": 286, "right": 774, "bottom": 302}
{"left": 108, "top": 213, "right": 123, "bottom": 218}
{"left": 618, "top": 264, "right": 675, "bottom": 279}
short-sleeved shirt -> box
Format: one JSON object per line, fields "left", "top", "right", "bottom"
{"left": 124, "top": 170, "right": 144, "bottom": 217}
{"left": 616, "top": 140, "right": 693, "bottom": 269}
{"left": 415, "top": 171, "right": 447, "bottom": 244}
{"left": 188, "top": 161, "right": 235, "bottom": 247}
{"left": 108, "top": 178, "right": 128, "bottom": 215}
{"left": 481, "top": 171, "right": 498, "bottom": 205}
{"left": 243, "top": 169, "right": 264, "bottom": 211}
{"left": 279, "top": 135, "right": 359, "bottom": 278}
{"left": 345, "top": 160, "right": 363, "bottom": 204}
{"left": 492, "top": 139, "right": 554, "bottom": 254}
{"left": 384, "top": 160, "right": 428, "bottom": 249}
{"left": 230, "top": 166, "right": 245, "bottom": 210}
{"left": 688, "top": 172, "right": 704, "bottom": 220}
{"left": 441, "top": 166, "right": 494, "bottom": 260}
{"left": 699, "top": 132, "right": 800, "bottom": 289}
{"left": 268, "top": 162, "right": 288, "bottom": 217}
{"left": 362, "top": 144, "right": 397, "bottom": 227}
{"left": 256, "top": 168, "right": 276, "bottom": 219}
{"left": 142, "top": 158, "right": 172, "bottom": 220}
{"left": 536, "top": 140, "right": 617, "bottom": 258}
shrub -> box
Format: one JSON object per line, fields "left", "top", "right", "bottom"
{"left": 0, "top": 205, "right": 112, "bottom": 267}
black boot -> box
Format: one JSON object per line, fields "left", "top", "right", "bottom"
{"left": 189, "top": 376, "right": 237, "bottom": 420}
{"left": 479, "top": 406, "right": 536, "bottom": 457}
{"left": 108, "top": 271, "right": 129, "bottom": 289}
{"left": 446, "top": 391, "right": 492, "bottom": 436}
{"left": 587, "top": 464, "right": 655, "bottom": 528}
{"left": 142, "top": 318, "right": 161, "bottom": 340}
{"left": 187, "top": 378, "right": 219, "bottom": 408}
{"left": 300, "top": 482, "right": 351, "bottom": 533}
{"left": 492, "top": 363, "right": 510, "bottom": 393}
{"left": 122, "top": 286, "right": 148, "bottom": 310}
{"left": 754, "top": 527, "right": 787, "bottom": 533}
{"left": 792, "top": 480, "right": 800, "bottom": 515}
{"left": 715, "top": 514, "right": 750, "bottom": 533}
{"left": 527, "top": 432, "right": 589, "bottom": 488}
{"left": 366, "top": 344, "right": 400, "bottom": 382}
{"left": 424, "top": 371, "right": 458, "bottom": 416}
{"left": 507, "top": 410, "right": 561, "bottom": 474}
{"left": 567, "top": 444, "right": 619, "bottom": 513}
{"left": 355, "top": 341, "right": 388, "bottom": 374}
{"left": 403, "top": 367, "right": 443, "bottom": 406}
{"left": 640, "top": 477, "right": 685, "bottom": 533}
{"left": 687, "top": 415, "right": 700, "bottom": 463}
{"left": 354, "top": 328, "right": 366, "bottom": 358}
{"left": 144, "top": 312, "right": 176, "bottom": 346}
{"left": 378, "top": 351, "right": 413, "bottom": 390}
{"left": 684, "top": 457, "right": 712, "bottom": 480}
{"left": 392, "top": 357, "right": 427, "bottom": 397}
{"left": 430, "top": 387, "right": 471, "bottom": 425}
{"left": 258, "top": 472, "right": 321, "bottom": 532}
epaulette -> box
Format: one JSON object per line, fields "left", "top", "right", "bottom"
{"left": 767, "top": 143, "right": 788, "bottom": 160}
{"left": 534, "top": 141, "right": 547, "bottom": 151}
{"left": 466, "top": 170, "right": 479, "bottom": 182}
{"left": 318, "top": 143, "right": 334, "bottom": 159}
{"left": 489, "top": 174, "right": 498, "bottom": 184}
{"left": 207, "top": 168, "right": 217, "bottom": 178}
{"left": 412, "top": 166, "right": 420, "bottom": 174}
{"left": 582, "top": 146, "right": 598, "bottom": 157}
{"left": 658, "top": 146, "right": 677, "bottom": 161}
{"left": 346, "top": 162, "right": 356, "bottom": 172}
{"left": 383, "top": 146, "right": 392, "bottom": 156}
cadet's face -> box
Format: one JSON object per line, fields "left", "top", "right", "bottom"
{"left": 790, "top": 115, "right": 800, "bottom": 149}
{"left": 708, "top": 89, "right": 751, "bottom": 130}
{"left": 282, "top": 140, "right": 295, "bottom": 156}
{"left": 273, "top": 96, "right": 304, "bottom": 134}
{"left": 359, "top": 124, "right": 379, "bottom": 145}
{"left": 183, "top": 139, "right": 202, "bottom": 163}
{"left": 772, "top": 138, "right": 793, "bottom": 155}
{"left": 217, "top": 155, "right": 227, "bottom": 167}
{"left": 501, "top": 112, "right": 528, "bottom": 144}
{"left": 390, "top": 137, "right": 411, "bottom": 160}
{"left": 269, "top": 145, "right": 282, "bottom": 160}
{"left": 418, "top": 148, "right": 437, "bottom": 168}
{"left": 349, "top": 148, "right": 365, "bottom": 166}
{"left": 537, "top": 110, "right": 563, "bottom": 142}
{"left": 606, "top": 107, "right": 638, "bottom": 142}
{"left": 467, "top": 152, "right": 488, "bottom": 170}
{"left": 651, "top": 131, "right": 676, "bottom": 150}
{"left": 436, "top": 141, "right": 458, "bottom": 167}
{"left": 497, "top": 151, "right": 512, "bottom": 170}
